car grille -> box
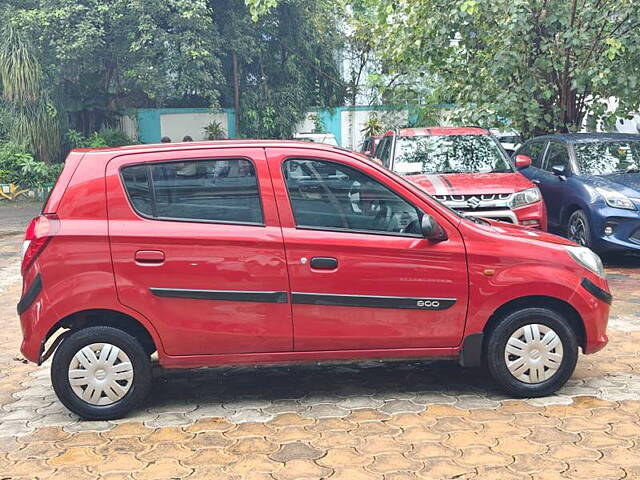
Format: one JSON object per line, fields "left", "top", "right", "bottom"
{"left": 433, "top": 193, "right": 518, "bottom": 224}
{"left": 433, "top": 193, "right": 512, "bottom": 203}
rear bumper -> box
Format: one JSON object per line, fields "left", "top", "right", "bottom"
{"left": 17, "top": 273, "right": 42, "bottom": 315}
{"left": 18, "top": 273, "right": 50, "bottom": 364}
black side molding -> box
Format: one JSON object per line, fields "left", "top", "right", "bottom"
{"left": 291, "top": 293, "right": 456, "bottom": 310}
{"left": 150, "top": 288, "right": 288, "bottom": 304}
{"left": 581, "top": 278, "right": 612, "bottom": 305}
{"left": 17, "top": 273, "right": 43, "bottom": 315}
{"left": 459, "top": 333, "right": 484, "bottom": 368}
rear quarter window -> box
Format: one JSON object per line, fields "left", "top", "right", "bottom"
{"left": 121, "top": 158, "right": 263, "bottom": 225}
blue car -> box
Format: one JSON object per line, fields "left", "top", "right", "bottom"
{"left": 513, "top": 133, "right": 640, "bottom": 254}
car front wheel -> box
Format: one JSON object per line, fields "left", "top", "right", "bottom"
{"left": 567, "top": 209, "right": 591, "bottom": 247}
{"left": 51, "top": 326, "right": 152, "bottom": 420}
{"left": 486, "top": 307, "right": 578, "bottom": 397}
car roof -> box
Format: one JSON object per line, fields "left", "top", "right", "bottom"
{"left": 385, "top": 127, "right": 489, "bottom": 137}
{"left": 527, "top": 132, "right": 640, "bottom": 144}
{"left": 71, "top": 139, "right": 346, "bottom": 156}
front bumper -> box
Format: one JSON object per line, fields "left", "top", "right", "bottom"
{"left": 576, "top": 275, "right": 611, "bottom": 354}
{"left": 446, "top": 201, "right": 547, "bottom": 230}
{"left": 590, "top": 209, "right": 640, "bottom": 253}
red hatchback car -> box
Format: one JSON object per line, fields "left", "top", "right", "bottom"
{"left": 19, "top": 141, "right": 610, "bottom": 419}
{"left": 376, "top": 128, "right": 547, "bottom": 230}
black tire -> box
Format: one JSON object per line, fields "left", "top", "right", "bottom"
{"left": 486, "top": 307, "right": 578, "bottom": 398}
{"left": 51, "top": 326, "right": 152, "bottom": 420}
{"left": 566, "top": 209, "right": 591, "bottom": 247}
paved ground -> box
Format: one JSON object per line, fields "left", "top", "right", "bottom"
{"left": 1, "top": 206, "right": 640, "bottom": 479}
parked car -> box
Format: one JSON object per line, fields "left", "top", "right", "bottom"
{"left": 360, "top": 135, "right": 382, "bottom": 157}
{"left": 513, "top": 133, "right": 640, "bottom": 254}
{"left": 376, "top": 127, "right": 547, "bottom": 229}
{"left": 293, "top": 132, "right": 339, "bottom": 146}
{"left": 491, "top": 129, "right": 523, "bottom": 156}
{"left": 19, "top": 140, "right": 609, "bottom": 419}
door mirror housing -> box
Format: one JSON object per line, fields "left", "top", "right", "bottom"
{"left": 552, "top": 164, "right": 567, "bottom": 178}
{"left": 514, "top": 154, "right": 532, "bottom": 169}
{"left": 421, "top": 214, "right": 448, "bottom": 241}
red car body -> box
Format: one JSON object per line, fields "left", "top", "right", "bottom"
{"left": 19, "top": 141, "right": 609, "bottom": 376}
{"left": 376, "top": 128, "right": 548, "bottom": 230}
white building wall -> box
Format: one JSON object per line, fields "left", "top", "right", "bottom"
{"left": 160, "top": 112, "right": 229, "bottom": 141}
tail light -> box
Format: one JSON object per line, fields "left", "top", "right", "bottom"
{"left": 21, "top": 214, "right": 60, "bottom": 275}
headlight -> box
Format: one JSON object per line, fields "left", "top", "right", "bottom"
{"left": 596, "top": 187, "right": 637, "bottom": 210}
{"left": 511, "top": 187, "right": 541, "bottom": 208}
{"left": 565, "top": 246, "right": 605, "bottom": 278}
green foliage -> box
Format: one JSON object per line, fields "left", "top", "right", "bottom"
{"left": 0, "top": 142, "right": 62, "bottom": 187}
{"left": 361, "top": 114, "right": 384, "bottom": 137}
{"left": 220, "top": 0, "right": 346, "bottom": 138}
{"left": 311, "top": 114, "right": 327, "bottom": 134}
{"left": 14, "top": 0, "right": 222, "bottom": 134}
{"left": 66, "top": 129, "right": 133, "bottom": 148}
{"left": 100, "top": 129, "right": 134, "bottom": 147}
{"left": 0, "top": 21, "right": 61, "bottom": 163}
{"left": 244, "top": 0, "right": 279, "bottom": 21}
{"left": 203, "top": 121, "right": 226, "bottom": 140}
{"left": 369, "top": 0, "right": 640, "bottom": 138}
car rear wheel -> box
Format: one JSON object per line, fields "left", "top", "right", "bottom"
{"left": 567, "top": 210, "right": 591, "bottom": 247}
{"left": 486, "top": 307, "right": 578, "bottom": 397}
{"left": 51, "top": 326, "right": 152, "bottom": 420}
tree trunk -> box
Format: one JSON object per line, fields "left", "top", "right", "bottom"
{"left": 232, "top": 52, "right": 241, "bottom": 138}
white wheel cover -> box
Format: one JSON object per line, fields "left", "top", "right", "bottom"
{"left": 68, "top": 343, "right": 134, "bottom": 406}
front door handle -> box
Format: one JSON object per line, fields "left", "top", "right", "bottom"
{"left": 531, "top": 179, "right": 541, "bottom": 184}
{"left": 310, "top": 257, "right": 338, "bottom": 269}
{"left": 135, "top": 250, "right": 165, "bottom": 264}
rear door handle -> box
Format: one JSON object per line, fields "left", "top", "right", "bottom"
{"left": 531, "top": 179, "right": 541, "bottom": 184}
{"left": 310, "top": 257, "right": 338, "bottom": 269}
{"left": 135, "top": 250, "right": 165, "bottom": 264}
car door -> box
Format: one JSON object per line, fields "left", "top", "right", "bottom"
{"left": 106, "top": 148, "right": 292, "bottom": 356}
{"left": 267, "top": 147, "right": 469, "bottom": 352}
{"left": 538, "top": 141, "right": 571, "bottom": 227}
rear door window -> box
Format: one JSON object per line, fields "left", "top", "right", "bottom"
{"left": 121, "top": 159, "right": 263, "bottom": 225}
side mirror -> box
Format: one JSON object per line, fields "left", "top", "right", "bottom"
{"left": 552, "top": 165, "right": 566, "bottom": 178}
{"left": 421, "top": 214, "right": 448, "bottom": 242}
{"left": 363, "top": 150, "right": 372, "bottom": 157}
{"left": 514, "top": 154, "right": 532, "bottom": 169}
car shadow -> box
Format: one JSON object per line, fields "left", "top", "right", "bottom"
{"left": 144, "top": 359, "right": 500, "bottom": 411}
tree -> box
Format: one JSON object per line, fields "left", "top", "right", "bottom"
{"left": 213, "top": 0, "right": 346, "bottom": 138}
{"left": 368, "top": 0, "right": 640, "bottom": 138}
{"left": 15, "top": 0, "right": 223, "bottom": 135}
{"left": 0, "top": 19, "right": 61, "bottom": 163}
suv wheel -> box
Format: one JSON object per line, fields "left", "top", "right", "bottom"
{"left": 486, "top": 308, "right": 578, "bottom": 397}
{"left": 51, "top": 326, "right": 152, "bottom": 420}
{"left": 567, "top": 210, "right": 591, "bottom": 247}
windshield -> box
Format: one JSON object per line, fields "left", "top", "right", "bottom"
{"left": 574, "top": 141, "right": 640, "bottom": 175}
{"left": 392, "top": 135, "right": 513, "bottom": 175}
